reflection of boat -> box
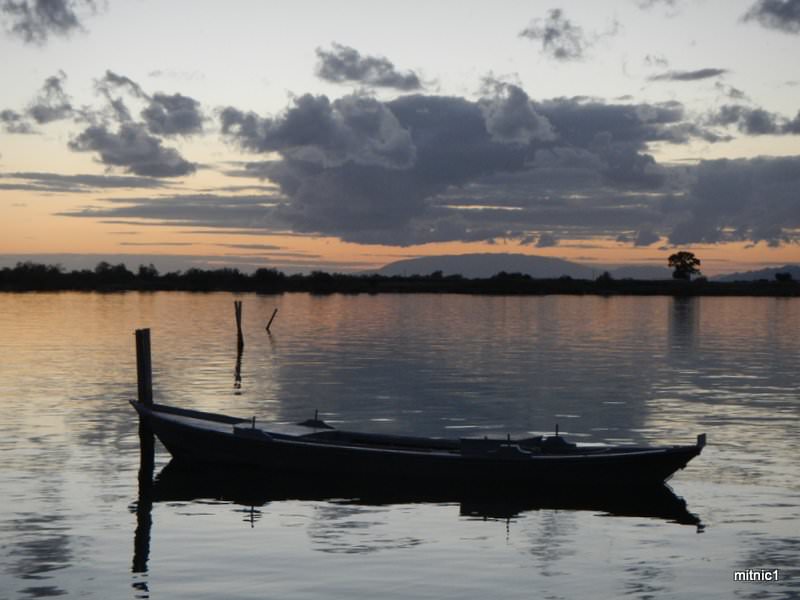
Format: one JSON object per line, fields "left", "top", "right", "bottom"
{"left": 131, "top": 401, "right": 705, "bottom": 488}
{"left": 146, "top": 459, "right": 701, "bottom": 526}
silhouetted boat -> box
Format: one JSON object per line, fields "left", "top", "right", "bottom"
{"left": 131, "top": 401, "right": 705, "bottom": 488}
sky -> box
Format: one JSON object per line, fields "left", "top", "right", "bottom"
{"left": 1, "top": 0, "right": 799, "bottom": 276}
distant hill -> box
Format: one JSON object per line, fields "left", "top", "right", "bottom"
{"left": 376, "top": 253, "right": 673, "bottom": 280}
{"left": 714, "top": 264, "right": 800, "bottom": 282}
{"left": 377, "top": 253, "right": 593, "bottom": 279}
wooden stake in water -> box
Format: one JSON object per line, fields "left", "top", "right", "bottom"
{"left": 135, "top": 328, "right": 153, "bottom": 407}
{"left": 266, "top": 308, "right": 278, "bottom": 333}
{"left": 234, "top": 300, "right": 244, "bottom": 350}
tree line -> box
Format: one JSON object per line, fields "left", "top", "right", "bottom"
{"left": 1, "top": 260, "right": 797, "bottom": 296}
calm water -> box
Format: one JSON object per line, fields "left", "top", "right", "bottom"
{"left": 0, "top": 292, "right": 798, "bottom": 599}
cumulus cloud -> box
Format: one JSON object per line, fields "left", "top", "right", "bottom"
{"left": 479, "top": 82, "right": 555, "bottom": 145}
{"left": 26, "top": 70, "right": 74, "bottom": 123}
{"left": 649, "top": 68, "right": 728, "bottom": 82}
{"left": 0, "top": 0, "right": 95, "bottom": 44}
{"left": 60, "top": 70, "right": 204, "bottom": 177}
{"left": 221, "top": 93, "right": 416, "bottom": 170}
{"left": 68, "top": 123, "right": 197, "bottom": 177}
{"left": 315, "top": 43, "right": 422, "bottom": 90}
{"left": 141, "top": 93, "right": 204, "bottom": 136}
{"left": 212, "top": 91, "right": 748, "bottom": 245}
{"left": 743, "top": 0, "right": 800, "bottom": 33}
{"left": 668, "top": 156, "right": 800, "bottom": 246}
{"left": 708, "top": 104, "right": 800, "bottom": 135}
{"left": 519, "top": 9, "right": 590, "bottom": 61}
{"left": 0, "top": 109, "right": 34, "bottom": 133}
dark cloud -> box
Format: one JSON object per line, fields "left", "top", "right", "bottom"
{"left": 0, "top": 171, "right": 171, "bottom": 192}
{"left": 214, "top": 92, "right": 738, "bottom": 245}
{"left": 536, "top": 233, "right": 558, "bottom": 247}
{"left": 743, "top": 0, "right": 800, "bottom": 34}
{"left": 648, "top": 68, "right": 728, "bottom": 82}
{"left": 141, "top": 93, "right": 204, "bottom": 136}
{"left": 0, "top": 109, "right": 34, "bottom": 133}
{"left": 668, "top": 156, "right": 800, "bottom": 246}
{"left": 58, "top": 194, "right": 281, "bottom": 229}
{"left": 519, "top": 9, "right": 589, "bottom": 61}
{"left": 68, "top": 123, "right": 197, "bottom": 177}
{"left": 0, "top": 0, "right": 94, "bottom": 44}
{"left": 479, "top": 82, "right": 555, "bottom": 145}
{"left": 27, "top": 70, "right": 73, "bottom": 124}
{"left": 784, "top": 111, "right": 800, "bottom": 133}
{"left": 634, "top": 228, "right": 660, "bottom": 246}
{"left": 221, "top": 93, "right": 416, "bottom": 169}
{"left": 56, "top": 70, "right": 204, "bottom": 177}
{"left": 708, "top": 104, "right": 800, "bottom": 135}
{"left": 315, "top": 43, "right": 422, "bottom": 91}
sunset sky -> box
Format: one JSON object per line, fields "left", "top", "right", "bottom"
{"left": 1, "top": 0, "right": 799, "bottom": 275}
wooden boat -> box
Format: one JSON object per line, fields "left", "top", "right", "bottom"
{"left": 131, "top": 400, "right": 705, "bottom": 488}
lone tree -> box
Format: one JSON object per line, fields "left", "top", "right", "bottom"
{"left": 668, "top": 251, "right": 701, "bottom": 280}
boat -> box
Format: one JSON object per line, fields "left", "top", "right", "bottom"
{"left": 131, "top": 400, "right": 705, "bottom": 488}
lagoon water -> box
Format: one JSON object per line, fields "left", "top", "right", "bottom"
{"left": 0, "top": 292, "right": 798, "bottom": 599}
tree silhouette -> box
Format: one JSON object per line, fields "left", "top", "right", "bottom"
{"left": 668, "top": 251, "right": 701, "bottom": 280}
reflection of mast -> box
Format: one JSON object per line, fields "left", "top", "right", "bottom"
{"left": 234, "top": 345, "right": 243, "bottom": 392}
{"left": 132, "top": 418, "right": 154, "bottom": 583}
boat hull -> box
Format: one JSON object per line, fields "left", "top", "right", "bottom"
{"left": 133, "top": 402, "right": 702, "bottom": 489}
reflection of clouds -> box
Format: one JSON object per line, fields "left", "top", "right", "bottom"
{"left": 1, "top": 513, "right": 72, "bottom": 597}
{"left": 525, "top": 511, "right": 577, "bottom": 576}
{"left": 307, "top": 503, "right": 424, "bottom": 554}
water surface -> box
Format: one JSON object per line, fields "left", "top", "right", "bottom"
{"left": 0, "top": 292, "right": 797, "bottom": 599}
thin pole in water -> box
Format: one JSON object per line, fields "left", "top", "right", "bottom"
{"left": 234, "top": 300, "right": 244, "bottom": 350}
{"left": 266, "top": 308, "right": 278, "bottom": 333}
{"left": 135, "top": 328, "right": 153, "bottom": 407}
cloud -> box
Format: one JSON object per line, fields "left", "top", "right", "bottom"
{"left": 212, "top": 91, "right": 741, "bottom": 246}
{"left": 58, "top": 194, "right": 281, "bottom": 229}
{"left": 0, "top": 0, "right": 95, "bottom": 44}
{"left": 536, "top": 233, "right": 558, "bottom": 247}
{"left": 0, "top": 171, "right": 171, "bottom": 192}
{"left": 141, "top": 93, "right": 204, "bottom": 136}
{"left": 58, "top": 70, "right": 203, "bottom": 177}
{"left": 315, "top": 43, "right": 422, "bottom": 90}
{"left": 784, "top": 110, "right": 800, "bottom": 133}
{"left": 648, "top": 68, "right": 728, "bottom": 82}
{"left": 668, "top": 156, "right": 800, "bottom": 246}
{"left": 26, "top": 70, "right": 74, "bottom": 123}
{"left": 708, "top": 104, "right": 800, "bottom": 135}
{"left": 221, "top": 93, "right": 416, "bottom": 169}
{"left": 0, "top": 109, "right": 34, "bottom": 133}
{"left": 634, "top": 228, "right": 661, "bottom": 246}
{"left": 519, "top": 9, "right": 590, "bottom": 61}
{"left": 61, "top": 85, "right": 797, "bottom": 250}
{"left": 743, "top": 0, "right": 800, "bottom": 34}
{"left": 644, "top": 54, "right": 669, "bottom": 68}
{"left": 68, "top": 123, "right": 197, "bottom": 177}
{"left": 479, "top": 81, "right": 555, "bottom": 145}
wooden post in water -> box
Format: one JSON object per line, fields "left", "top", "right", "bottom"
{"left": 133, "top": 328, "right": 154, "bottom": 576}
{"left": 135, "top": 328, "right": 153, "bottom": 407}
{"left": 234, "top": 300, "right": 244, "bottom": 350}
{"left": 266, "top": 308, "right": 278, "bottom": 333}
